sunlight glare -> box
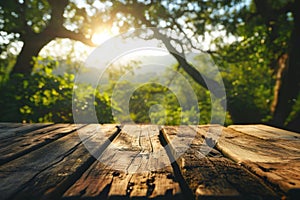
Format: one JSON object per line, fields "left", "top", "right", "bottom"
{"left": 92, "top": 30, "right": 113, "bottom": 45}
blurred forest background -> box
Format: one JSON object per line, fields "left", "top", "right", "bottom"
{"left": 0, "top": 0, "right": 299, "bottom": 132}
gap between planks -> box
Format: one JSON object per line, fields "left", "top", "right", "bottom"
{"left": 0, "top": 124, "right": 85, "bottom": 165}
{"left": 64, "top": 125, "right": 184, "bottom": 199}
{"left": 0, "top": 124, "right": 119, "bottom": 200}
{"left": 1, "top": 124, "right": 297, "bottom": 199}
{"left": 214, "top": 125, "right": 300, "bottom": 198}
{"left": 161, "top": 125, "right": 279, "bottom": 199}
{"left": 0, "top": 123, "right": 53, "bottom": 140}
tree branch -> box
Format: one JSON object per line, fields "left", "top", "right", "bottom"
{"left": 107, "top": 2, "right": 225, "bottom": 99}
{"left": 153, "top": 30, "right": 224, "bottom": 99}
{"left": 46, "top": 0, "right": 69, "bottom": 30}
{"left": 54, "top": 28, "right": 96, "bottom": 46}
{"left": 45, "top": 0, "right": 96, "bottom": 46}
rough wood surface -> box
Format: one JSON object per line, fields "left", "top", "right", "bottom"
{"left": 0, "top": 123, "right": 299, "bottom": 199}
{"left": 216, "top": 126, "right": 300, "bottom": 194}
{"left": 0, "top": 124, "right": 82, "bottom": 164}
{"left": 0, "top": 123, "right": 25, "bottom": 129}
{"left": 0, "top": 123, "right": 51, "bottom": 139}
{"left": 10, "top": 124, "right": 119, "bottom": 200}
{"left": 229, "top": 124, "right": 300, "bottom": 140}
{"left": 64, "top": 125, "right": 182, "bottom": 199}
{"left": 0, "top": 124, "right": 85, "bottom": 200}
{"left": 161, "top": 125, "right": 278, "bottom": 199}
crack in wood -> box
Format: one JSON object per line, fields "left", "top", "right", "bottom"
{"left": 0, "top": 124, "right": 86, "bottom": 165}
{"left": 1, "top": 124, "right": 299, "bottom": 199}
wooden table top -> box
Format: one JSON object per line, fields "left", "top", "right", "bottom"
{"left": 0, "top": 123, "right": 299, "bottom": 199}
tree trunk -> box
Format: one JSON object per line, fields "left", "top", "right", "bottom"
{"left": 11, "top": 33, "right": 54, "bottom": 74}
{"left": 271, "top": 3, "right": 300, "bottom": 127}
{"left": 9, "top": 0, "right": 69, "bottom": 75}
{"left": 287, "top": 113, "right": 300, "bottom": 133}
{"left": 271, "top": 53, "right": 288, "bottom": 114}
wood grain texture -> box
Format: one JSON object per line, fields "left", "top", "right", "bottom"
{"left": 216, "top": 125, "right": 300, "bottom": 194}
{"left": 0, "top": 124, "right": 80, "bottom": 164}
{"left": 251, "top": 124, "right": 300, "bottom": 136}
{"left": 1, "top": 123, "right": 298, "bottom": 199}
{"left": 0, "top": 124, "right": 85, "bottom": 200}
{"left": 0, "top": 123, "right": 25, "bottom": 129}
{"left": 64, "top": 125, "right": 182, "bottom": 199}
{"left": 0, "top": 123, "right": 51, "bottom": 139}
{"left": 162, "top": 125, "right": 278, "bottom": 199}
{"left": 11, "top": 124, "right": 119, "bottom": 200}
{"left": 229, "top": 124, "right": 300, "bottom": 140}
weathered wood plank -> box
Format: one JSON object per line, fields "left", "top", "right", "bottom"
{"left": 229, "top": 124, "right": 300, "bottom": 140}
{"left": 64, "top": 125, "right": 182, "bottom": 199}
{"left": 0, "top": 124, "right": 66, "bottom": 148}
{"left": 0, "top": 123, "right": 25, "bottom": 129}
{"left": 0, "top": 124, "right": 80, "bottom": 164}
{"left": 253, "top": 124, "right": 300, "bottom": 136}
{"left": 242, "top": 161, "right": 300, "bottom": 194}
{"left": 216, "top": 127, "right": 299, "bottom": 163}
{"left": 0, "top": 123, "right": 51, "bottom": 139}
{"left": 1, "top": 123, "right": 297, "bottom": 199}
{"left": 229, "top": 125, "right": 300, "bottom": 154}
{"left": 216, "top": 126, "right": 300, "bottom": 194}
{"left": 9, "top": 124, "right": 119, "bottom": 200}
{"left": 161, "top": 125, "right": 278, "bottom": 199}
{"left": 0, "top": 124, "right": 95, "bottom": 200}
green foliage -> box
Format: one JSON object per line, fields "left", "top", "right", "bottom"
{"left": 0, "top": 0, "right": 298, "bottom": 127}
{"left": 0, "top": 57, "right": 15, "bottom": 85}
{"left": 0, "top": 0, "right": 50, "bottom": 34}
{"left": 109, "top": 0, "right": 299, "bottom": 127}
{"left": 213, "top": 31, "right": 276, "bottom": 123}
{"left": 106, "top": 61, "right": 230, "bottom": 125}
{"left": 220, "top": 61, "right": 274, "bottom": 123}
{"left": 286, "top": 93, "right": 300, "bottom": 125}
{"left": 129, "top": 83, "right": 182, "bottom": 125}
{"left": 0, "top": 57, "right": 113, "bottom": 123}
